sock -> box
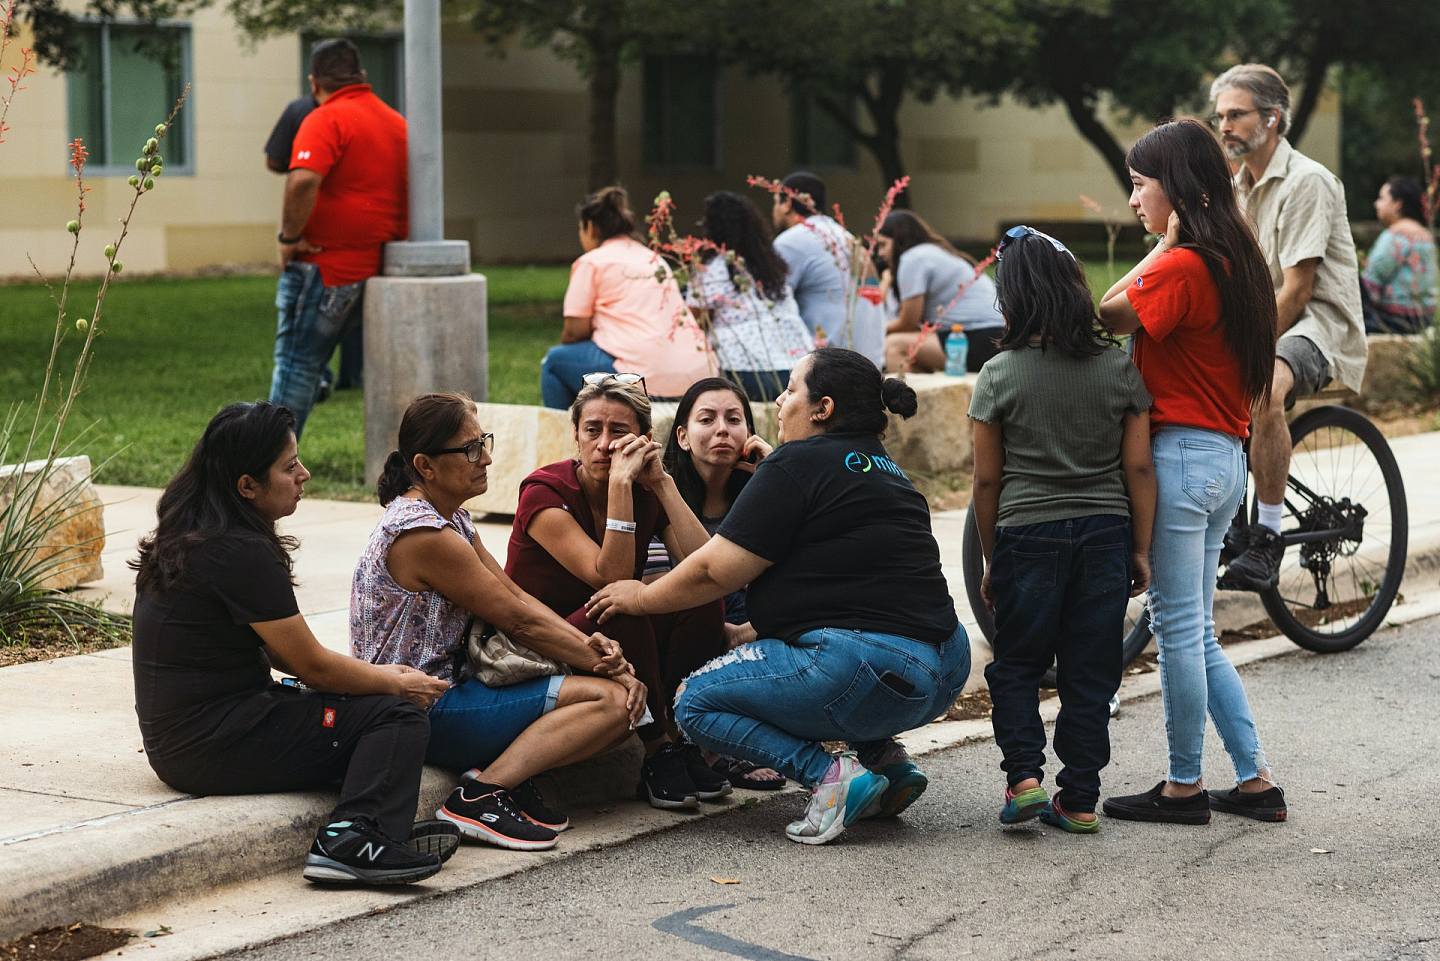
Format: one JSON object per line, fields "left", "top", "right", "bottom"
{"left": 1257, "top": 501, "right": 1283, "bottom": 533}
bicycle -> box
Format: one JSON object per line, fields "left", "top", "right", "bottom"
{"left": 961, "top": 400, "right": 1409, "bottom": 678}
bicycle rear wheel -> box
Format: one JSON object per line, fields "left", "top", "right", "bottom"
{"left": 1258, "top": 405, "right": 1408, "bottom": 653}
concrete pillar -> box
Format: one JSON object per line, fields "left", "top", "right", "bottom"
{"left": 363, "top": 274, "right": 488, "bottom": 486}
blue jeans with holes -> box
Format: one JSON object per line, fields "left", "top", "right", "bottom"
{"left": 985, "top": 514, "right": 1129, "bottom": 813}
{"left": 540, "top": 339, "right": 617, "bottom": 409}
{"left": 1150, "top": 427, "right": 1269, "bottom": 785}
{"left": 673, "top": 623, "right": 970, "bottom": 788}
{"left": 269, "top": 261, "right": 364, "bottom": 437}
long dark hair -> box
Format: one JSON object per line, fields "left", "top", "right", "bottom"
{"left": 1386, "top": 175, "right": 1426, "bottom": 223}
{"left": 880, "top": 210, "right": 974, "bottom": 300}
{"left": 132, "top": 402, "right": 298, "bottom": 592}
{"left": 995, "top": 232, "right": 1116, "bottom": 358}
{"left": 804, "top": 347, "right": 918, "bottom": 436}
{"left": 701, "top": 191, "right": 789, "bottom": 300}
{"left": 662, "top": 377, "right": 755, "bottom": 518}
{"left": 1127, "top": 120, "right": 1276, "bottom": 405}
{"left": 576, "top": 185, "right": 637, "bottom": 241}
{"left": 377, "top": 392, "right": 475, "bottom": 506}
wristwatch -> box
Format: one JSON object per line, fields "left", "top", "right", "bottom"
{"left": 277, "top": 231, "right": 303, "bottom": 244}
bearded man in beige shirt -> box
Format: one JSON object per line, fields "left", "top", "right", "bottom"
{"left": 1208, "top": 63, "right": 1366, "bottom": 592}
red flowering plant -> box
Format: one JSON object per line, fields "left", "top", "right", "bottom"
{"left": 0, "top": 0, "right": 189, "bottom": 645}
{"left": 1416, "top": 98, "right": 1438, "bottom": 232}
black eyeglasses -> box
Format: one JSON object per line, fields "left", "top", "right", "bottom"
{"left": 429, "top": 433, "right": 494, "bottom": 463}
{"left": 581, "top": 371, "right": 649, "bottom": 396}
{"left": 997, "top": 224, "right": 1073, "bottom": 260}
{"left": 1207, "top": 108, "right": 1261, "bottom": 129}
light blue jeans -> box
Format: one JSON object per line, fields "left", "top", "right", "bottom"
{"left": 540, "top": 339, "right": 616, "bottom": 409}
{"left": 673, "top": 624, "right": 971, "bottom": 787}
{"left": 1150, "top": 427, "right": 1269, "bottom": 785}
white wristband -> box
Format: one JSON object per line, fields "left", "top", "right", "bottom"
{"left": 605, "top": 518, "right": 637, "bottom": 533}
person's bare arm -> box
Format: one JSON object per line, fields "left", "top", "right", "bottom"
{"left": 1276, "top": 259, "right": 1320, "bottom": 333}
{"left": 969, "top": 419, "right": 1004, "bottom": 564}
{"left": 254, "top": 615, "right": 448, "bottom": 707}
{"left": 1120, "top": 410, "right": 1156, "bottom": 596}
{"left": 886, "top": 295, "right": 926, "bottom": 335}
{"left": 586, "top": 536, "right": 771, "bottom": 622}
{"left": 1101, "top": 215, "right": 1180, "bottom": 332}
{"left": 278, "top": 168, "right": 323, "bottom": 265}
{"left": 561, "top": 315, "right": 594, "bottom": 344}
{"left": 265, "top": 155, "right": 288, "bottom": 174}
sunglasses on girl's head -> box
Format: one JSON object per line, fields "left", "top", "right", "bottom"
{"left": 582, "top": 371, "right": 648, "bottom": 395}
{"left": 997, "top": 224, "right": 1074, "bottom": 260}
{"left": 428, "top": 433, "right": 494, "bottom": 463}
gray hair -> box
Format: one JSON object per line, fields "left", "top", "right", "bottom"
{"left": 1210, "top": 63, "right": 1291, "bottom": 136}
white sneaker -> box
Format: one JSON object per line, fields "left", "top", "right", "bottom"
{"left": 784, "top": 753, "right": 890, "bottom": 846}
{"left": 1109, "top": 694, "right": 1121, "bottom": 718}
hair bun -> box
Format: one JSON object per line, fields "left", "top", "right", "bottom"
{"left": 880, "top": 377, "right": 919, "bottom": 419}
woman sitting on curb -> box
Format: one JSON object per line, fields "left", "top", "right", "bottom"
{"left": 132, "top": 401, "right": 456, "bottom": 887}
{"left": 352, "top": 392, "right": 644, "bottom": 852}
{"left": 588, "top": 348, "right": 970, "bottom": 845}
{"left": 505, "top": 374, "right": 731, "bottom": 812}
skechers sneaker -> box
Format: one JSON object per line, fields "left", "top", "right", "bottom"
{"left": 437, "top": 783, "right": 560, "bottom": 851}
{"left": 785, "top": 753, "right": 889, "bottom": 846}
{"left": 303, "top": 818, "right": 442, "bottom": 885}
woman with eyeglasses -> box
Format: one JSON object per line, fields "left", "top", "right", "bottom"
{"left": 505, "top": 373, "right": 731, "bottom": 811}
{"left": 877, "top": 210, "right": 1004, "bottom": 374}
{"left": 540, "top": 185, "right": 714, "bottom": 410}
{"left": 352, "top": 392, "right": 645, "bottom": 852}
{"left": 1097, "top": 119, "right": 1284, "bottom": 825}
{"left": 588, "top": 348, "right": 970, "bottom": 846}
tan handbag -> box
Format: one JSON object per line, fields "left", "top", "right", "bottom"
{"left": 462, "top": 619, "right": 570, "bottom": 687}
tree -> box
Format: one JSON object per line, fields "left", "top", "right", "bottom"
{"left": 704, "top": 0, "right": 1022, "bottom": 202}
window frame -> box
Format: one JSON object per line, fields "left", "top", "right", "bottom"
{"left": 64, "top": 17, "right": 195, "bottom": 177}
{"left": 297, "top": 32, "right": 406, "bottom": 112}
{"left": 641, "top": 53, "right": 722, "bottom": 174}
{"left": 791, "top": 92, "right": 858, "bottom": 173}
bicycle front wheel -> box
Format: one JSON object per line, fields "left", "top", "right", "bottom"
{"left": 1259, "top": 405, "right": 1408, "bottom": 653}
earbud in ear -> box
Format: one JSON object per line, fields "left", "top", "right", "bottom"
{"left": 1266, "top": 115, "right": 1276, "bottom": 128}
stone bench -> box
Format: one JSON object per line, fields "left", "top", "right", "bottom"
{"left": 466, "top": 373, "right": 977, "bottom": 515}
{"left": 0, "top": 455, "right": 105, "bottom": 590}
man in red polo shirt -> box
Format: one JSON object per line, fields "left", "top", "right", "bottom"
{"left": 269, "top": 39, "right": 408, "bottom": 437}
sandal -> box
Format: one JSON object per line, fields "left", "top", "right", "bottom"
{"left": 709, "top": 756, "right": 787, "bottom": 791}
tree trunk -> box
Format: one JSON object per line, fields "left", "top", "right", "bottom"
{"left": 1287, "top": 52, "right": 1332, "bottom": 150}
{"left": 586, "top": 42, "right": 622, "bottom": 189}
{"left": 1057, "top": 85, "right": 1132, "bottom": 200}
{"left": 817, "top": 65, "right": 911, "bottom": 206}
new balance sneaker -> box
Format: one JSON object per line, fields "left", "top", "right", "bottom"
{"left": 407, "top": 819, "right": 462, "bottom": 863}
{"left": 1208, "top": 783, "right": 1288, "bottom": 822}
{"left": 862, "top": 760, "right": 929, "bottom": 819}
{"left": 637, "top": 742, "right": 700, "bottom": 811}
{"left": 303, "top": 819, "right": 442, "bottom": 885}
{"left": 1102, "top": 781, "right": 1210, "bottom": 825}
{"left": 785, "top": 753, "right": 889, "bottom": 846}
{"left": 510, "top": 778, "right": 571, "bottom": 832}
{"left": 999, "top": 783, "right": 1050, "bottom": 825}
{"left": 437, "top": 783, "right": 560, "bottom": 851}
{"left": 1218, "top": 525, "right": 1284, "bottom": 591}
{"left": 679, "top": 742, "right": 733, "bottom": 801}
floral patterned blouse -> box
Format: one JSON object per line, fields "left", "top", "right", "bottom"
{"left": 350, "top": 496, "right": 475, "bottom": 682}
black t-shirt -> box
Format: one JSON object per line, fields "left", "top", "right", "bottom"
{"left": 717, "top": 433, "right": 958, "bottom": 644}
{"left": 263, "top": 96, "right": 318, "bottom": 170}
{"left": 132, "top": 534, "right": 299, "bottom": 757}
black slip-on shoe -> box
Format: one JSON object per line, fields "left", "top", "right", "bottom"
{"left": 679, "top": 743, "right": 732, "bottom": 801}
{"left": 637, "top": 742, "right": 700, "bottom": 811}
{"left": 1102, "top": 781, "right": 1211, "bottom": 825}
{"left": 1209, "top": 784, "right": 1288, "bottom": 822}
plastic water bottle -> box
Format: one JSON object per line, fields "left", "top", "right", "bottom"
{"left": 944, "top": 324, "right": 968, "bottom": 375}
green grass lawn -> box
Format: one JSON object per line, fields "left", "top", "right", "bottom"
{"left": 0, "top": 261, "right": 1125, "bottom": 500}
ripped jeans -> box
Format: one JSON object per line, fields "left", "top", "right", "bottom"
{"left": 673, "top": 624, "right": 970, "bottom": 788}
{"left": 1150, "top": 427, "right": 1269, "bottom": 785}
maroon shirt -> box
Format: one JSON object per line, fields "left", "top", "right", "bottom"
{"left": 505, "top": 459, "right": 670, "bottom": 615}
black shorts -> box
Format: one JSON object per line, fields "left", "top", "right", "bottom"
{"left": 1277, "top": 334, "right": 1331, "bottom": 409}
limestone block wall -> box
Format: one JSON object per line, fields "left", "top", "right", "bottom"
{"left": 0, "top": 455, "right": 105, "bottom": 590}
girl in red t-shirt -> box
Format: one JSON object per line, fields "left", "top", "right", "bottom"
{"left": 1097, "top": 119, "right": 1286, "bottom": 825}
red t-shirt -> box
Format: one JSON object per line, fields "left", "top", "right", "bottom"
{"left": 1129, "top": 247, "right": 1251, "bottom": 438}
{"left": 290, "top": 85, "right": 408, "bottom": 286}
{"left": 504, "top": 460, "right": 669, "bottom": 616}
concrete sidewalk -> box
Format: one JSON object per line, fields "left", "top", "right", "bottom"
{"left": 3, "top": 428, "right": 1440, "bottom": 943}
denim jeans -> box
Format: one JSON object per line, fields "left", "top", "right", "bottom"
{"left": 425, "top": 674, "right": 564, "bottom": 773}
{"left": 269, "top": 261, "right": 364, "bottom": 437}
{"left": 1150, "top": 426, "right": 1269, "bottom": 785}
{"left": 722, "top": 369, "right": 790, "bottom": 403}
{"left": 540, "top": 339, "right": 616, "bottom": 409}
{"left": 674, "top": 623, "right": 971, "bottom": 787}
{"left": 985, "top": 514, "right": 1129, "bottom": 813}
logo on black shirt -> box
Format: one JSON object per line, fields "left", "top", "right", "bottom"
{"left": 844, "top": 451, "right": 907, "bottom": 479}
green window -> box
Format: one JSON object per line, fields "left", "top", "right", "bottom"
{"left": 300, "top": 34, "right": 404, "bottom": 111}
{"left": 66, "top": 22, "right": 190, "bottom": 173}
{"left": 792, "top": 93, "right": 856, "bottom": 170}
{"left": 643, "top": 55, "right": 719, "bottom": 169}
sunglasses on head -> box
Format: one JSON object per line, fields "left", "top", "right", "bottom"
{"left": 582, "top": 372, "right": 649, "bottom": 395}
{"left": 997, "top": 224, "right": 1074, "bottom": 260}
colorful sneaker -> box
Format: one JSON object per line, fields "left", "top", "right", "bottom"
{"left": 862, "top": 760, "right": 929, "bottom": 819}
{"left": 1102, "top": 781, "right": 1210, "bottom": 825}
{"left": 1038, "top": 798, "right": 1100, "bottom": 834}
{"left": 437, "top": 783, "right": 560, "bottom": 851}
{"left": 303, "top": 818, "right": 442, "bottom": 885}
{"left": 406, "top": 819, "right": 462, "bottom": 862}
{"left": 784, "top": 753, "right": 889, "bottom": 846}
{"left": 508, "top": 778, "right": 571, "bottom": 832}
{"left": 636, "top": 742, "right": 700, "bottom": 811}
{"left": 679, "top": 742, "right": 733, "bottom": 801}
{"left": 1208, "top": 784, "right": 1287, "bottom": 822}
{"left": 999, "top": 784, "right": 1050, "bottom": 824}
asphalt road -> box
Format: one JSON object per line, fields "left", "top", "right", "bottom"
{"left": 227, "top": 621, "right": 1440, "bottom": 961}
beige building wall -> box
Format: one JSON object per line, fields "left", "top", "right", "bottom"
{"left": 0, "top": 11, "right": 1343, "bottom": 278}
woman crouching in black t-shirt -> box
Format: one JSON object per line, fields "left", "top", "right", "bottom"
{"left": 588, "top": 348, "right": 970, "bottom": 845}
{"left": 131, "top": 402, "right": 455, "bottom": 886}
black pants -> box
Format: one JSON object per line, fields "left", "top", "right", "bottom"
{"left": 985, "top": 514, "right": 1129, "bottom": 812}
{"left": 147, "top": 685, "right": 429, "bottom": 842}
